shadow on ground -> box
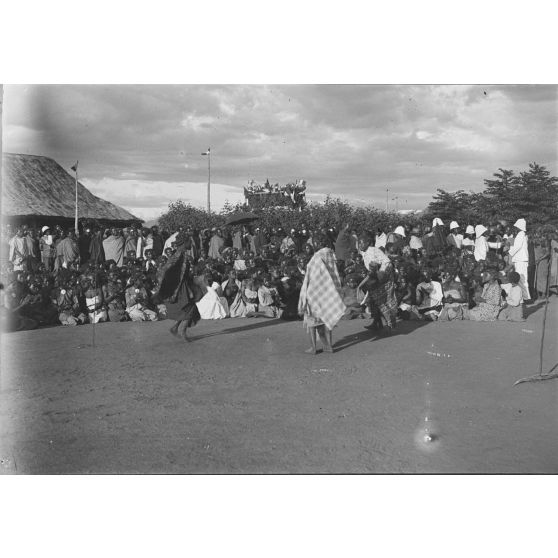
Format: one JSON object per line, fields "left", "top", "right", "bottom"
{"left": 188, "top": 318, "right": 285, "bottom": 340}
{"left": 333, "top": 318, "right": 430, "bottom": 353}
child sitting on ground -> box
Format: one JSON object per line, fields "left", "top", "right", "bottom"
{"left": 341, "top": 273, "right": 366, "bottom": 319}
{"left": 498, "top": 271, "right": 525, "bottom": 321}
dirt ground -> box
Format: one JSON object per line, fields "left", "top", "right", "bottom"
{"left": 1, "top": 299, "right": 557, "bottom": 474}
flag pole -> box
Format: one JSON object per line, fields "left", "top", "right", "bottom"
{"left": 74, "top": 161, "right": 79, "bottom": 233}
{"left": 207, "top": 148, "right": 211, "bottom": 214}
{"left": 202, "top": 148, "right": 211, "bottom": 213}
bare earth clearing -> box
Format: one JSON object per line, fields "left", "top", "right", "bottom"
{"left": 1, "top": 299, "right": 557, "bottom": 474}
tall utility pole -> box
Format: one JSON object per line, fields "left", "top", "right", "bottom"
{"left": 386, "top": 187, "right": 389, "bottom": 211}
{"left": 202, "top": 147, "right": 211, "bottom": 213}
{"left": 71, "top": 161, "right": 79, "bottom": 232}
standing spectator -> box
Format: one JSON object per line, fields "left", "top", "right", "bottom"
{"left": 232, "top": 227, "right": 243, "bottom": 252}
{"left": 150, "top": 226, "right": 164, "bottom": 258}
{"left": 386, "top": 225, "right": 406, "bottom": 254}
{"left": 55, "top": 229, "right": 79, "bottom": 270}
{"left": 124, "top": 228, "right": 138, "bottom": 257}
{"left": 474, "top": 225, "right": 489, "bottom": 262}
{"left": 9, "top": 227, "right": 29, "bottom": 271}
{"left": 253, "top": 227, "right": 267, "bottom": 255}
{"left": 78, "top": 228, "right": 92, "bottom": 264}
{"left": 89, "top": 227, "right": 106, "bottom": 265}
{"left": 447, "top": 222, "right": 463, "bottom": 249}
{"left": 25, "top": 228, "right": 40, "bottom": 271}
{"left": 375, "top": 227, "right": 387, "bottom": 249}
{"left": 208, "top": 228, "right": 224, "bottom": 259}
{"left": 335, "top": 223, "right": 353, "bottom": 270}
{"left": 39, "top": 226, "right": 55, "bottom": 271}
{"left": 103, "top": 228, "right": 125, "bottom": 267}
{"left": 462, "top": 225, "right": 475, "bottom": 253}
{"left": 507, "top": 218, "right": 531, "bottom": 301}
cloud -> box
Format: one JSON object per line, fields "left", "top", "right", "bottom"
{"left": 81, "top": 177, "right": 245, "bottom": 221}
{"left": 3, "top": 84, "right": 556, "bottom": 216}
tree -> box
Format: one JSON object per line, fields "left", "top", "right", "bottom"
{"left": 426, "top": 163, "right": 558, "bottom": 228}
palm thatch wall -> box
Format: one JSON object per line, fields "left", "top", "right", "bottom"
{"left": 1, "top": 153, "right": 142, "bottom": 226}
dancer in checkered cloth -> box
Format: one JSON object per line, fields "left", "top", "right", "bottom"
{"left": 298, "top": 231, "right": 346, "bottom": 354}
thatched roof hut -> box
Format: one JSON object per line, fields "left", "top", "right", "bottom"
{"left": 1, "top": 153, "right": 142, "bottom": 227}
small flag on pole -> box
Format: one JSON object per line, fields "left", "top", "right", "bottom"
{"left": 71, "top": 161, "right": 78, "bottom": 172}
{"left": 201, "top": 148, "right": 210, "bottom": 156}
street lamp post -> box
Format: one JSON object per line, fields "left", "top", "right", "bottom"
{"left": 201, "top": 147, "right": 211, "bottom": 213}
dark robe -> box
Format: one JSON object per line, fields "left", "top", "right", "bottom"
{"left": 89, "top": 233, "right": 105, "bottom": 264}
{"left": 78, "top": 234, "right": 91, "bottom": 263}
{"left": 156, "top": 248, "right": 206, "bottom": 326}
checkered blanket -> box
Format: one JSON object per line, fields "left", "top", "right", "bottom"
{"left": 298, "top": 248, "right": 346, "bottom": 330}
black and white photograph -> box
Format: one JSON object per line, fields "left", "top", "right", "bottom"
{"left": 1, "top": 2, "right": 557, "bottom": 557}
{"left": 2, "top": 82, "right": 557, "bottom": 474}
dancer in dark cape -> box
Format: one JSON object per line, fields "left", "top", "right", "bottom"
{"left": 156, "top": 233, "right": 207, "bottom": 341}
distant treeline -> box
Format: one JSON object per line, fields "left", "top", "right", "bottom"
{"left": 158, "top": 163, "right": 558, "bottom": 233}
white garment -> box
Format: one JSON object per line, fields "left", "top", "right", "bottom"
{"left": 409, "top": 235, "right": 423, "bottom": 250}
{"left": 508, "top": 230, "right": 528, "bottom": 263}
{"left": 164, "top": 232, "right": 179, "bottom": 252}
{"left": 513, "top": 260, "right": 531, "bottom": 300}
{"left": 86, "top": 296, "right": 107, "bottom": 323}
{"left": 474, "top": 236, "right": 488, "bottom": 261}
{"left": 449, "top": 233, "right": 463, "bottom": 249}
{"left": 374, "top": 233, "right": 387, "bottom": 249}
{"left": 505, "top": 284, "right": 523, "bottom": 307}
{"left": 360, "top": 247, "right": 390, "bottom": 271}
{"left": 196, "top": 284, "right": 229, "bottom": 319}
{"left": 462, "top": 237, "right": 475, "bottom": 248}
{"left": 416, "top": 280, "right": 443, "bottom": 309}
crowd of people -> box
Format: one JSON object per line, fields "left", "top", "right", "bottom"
{"left": 1, "top": 218, "right": 557, "bottom": 353}
{"left": 244, "top": 179, "right": 307, "bottom": 209}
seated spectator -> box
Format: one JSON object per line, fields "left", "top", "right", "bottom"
{"left": 196, "top": 271, "right": 229, "bottom": 319}
{"left": 395, "top": 275, "right": 413, "bottom": 320}
{"left": 341, "top": 273, "right": 366, "bottom": 319}
{"left": 412, "top": 270, "right": 443, "bottom": 320}
{"left": 498, "top": 271, "right": 525, "bottom": 321}
{"left": 125, "top": 276, "right": 158, "bottom": 321}
{"left": 222, "top": 269, "right": 246, "bottom": 317}
{"left": 255, "top": 273, "right": 283, "bottom": 318}
{"left": 463, "top": 268, "right": 503, "bottom": 321}
{"left": 102, "top": 271, "right": 127, "bottom": 322}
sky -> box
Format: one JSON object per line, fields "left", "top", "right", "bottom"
{"left": 2, "top": 84, "right": 557, "bottom": 222}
